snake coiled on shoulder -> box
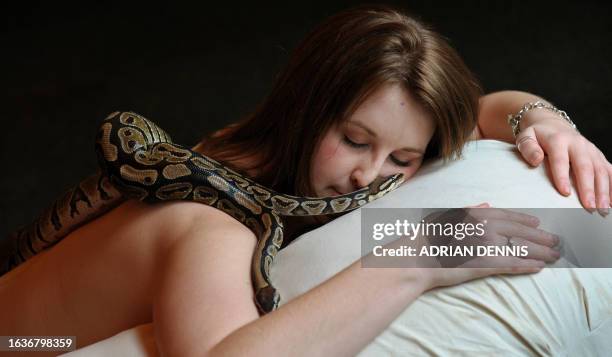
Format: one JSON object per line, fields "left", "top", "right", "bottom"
{"left": 1, "top": 111, "right": 404, "bottom": 313}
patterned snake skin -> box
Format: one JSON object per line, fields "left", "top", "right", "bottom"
{"left": 1, "top": 111, "right": 404, "bottom": 313}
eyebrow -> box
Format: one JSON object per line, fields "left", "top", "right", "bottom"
{"left": 347, "top": 121, "right": 425, "bottom": 154}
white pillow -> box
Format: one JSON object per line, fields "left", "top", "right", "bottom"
{"left": 62, "top": 140, "right": 612, "bottom": 356}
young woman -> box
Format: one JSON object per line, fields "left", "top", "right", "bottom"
{"left": 1, "top": 4, "right": 610, "bottom": 356}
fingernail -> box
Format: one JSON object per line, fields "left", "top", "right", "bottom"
{"left": 588, "top": 196, "right": 596, "bottom": 209}
{"left": 552, "top": 234, "right": 560, "bottom": 245}
{"left": 552, "top": 250, "right": 561, "bottom": 259}
{"left": 562, "top": 183, "right": 570, "bottom": 196}
{"left": 598, "top": 200, "right": 609, "bottom": 217}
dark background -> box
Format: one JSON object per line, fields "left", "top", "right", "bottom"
{"left": 1, "top": 1, "right": 610, "bottom": 241}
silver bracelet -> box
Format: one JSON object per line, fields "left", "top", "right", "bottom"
{"left": 506, "top": 101, "right": 578, "bottom": 137}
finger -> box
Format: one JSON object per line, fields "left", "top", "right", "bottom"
{"left": 461, "top": 256, "right": 545, "bottom": 273}
{"left": 516, "top": 127, "right": 545, "bottom": 167}
{"left": 569, "top": 143, "right": 596, "bottom": 210}
{"left": 609, "top": 164, "right": 612, "bottom": 208}
{"left": 594, "top": 161, "right": 610, "bottom": 215}
{"left": 505, "top": 236, "right": 560, "bottom": 263}
{"left": 546, "top": 140, "right": 572, "bottom": 196}
{"left": 490, "top": 220, "right": 558, "bottom": 247}
{"left": 450, "top": 266, "right": 541, "bottom": 278}
{"left": 468, "top": 208, "right": 540, "bottom": 227}
{"left": 591, "top": 144, "right": 610, "bottom": 216}
{"left": 466, "top": 202, "right": 490, "bottom": 208}
{"left": 498, "top": 258, "right": 546, "bottom": 274}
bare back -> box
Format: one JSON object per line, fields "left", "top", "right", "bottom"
{"left": 0, "top": 199, "right": 243, "bottom": 354}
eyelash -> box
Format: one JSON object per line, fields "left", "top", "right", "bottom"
{"left": 342, "top": 135, "right": 412, "bottom": 167}
{"left": 342, "top": 135, "right": 368, "bottom": 149}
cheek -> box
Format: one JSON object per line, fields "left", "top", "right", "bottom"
{"left": 311, "top": 139, "right": 336, "bottom": 181}
{"left": 311, "top": 138, "right": 349, "bottom": 180}
{"left": 317, "top": 138, "right": 341, "bottom": 160}
{"left": 400, "top": 162, "right": 423, "bottom": 180}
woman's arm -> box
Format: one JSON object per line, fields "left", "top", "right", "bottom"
{"left": 475, "top": 90, "right": 555, "bottom": 144}
{"left": 152, "top": 205, "right": 546, "bottom": 357}
{"left": 475, "top": 90, "right": 611, "bottom": 213}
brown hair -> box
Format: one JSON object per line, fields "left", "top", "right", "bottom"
{"left": 197, "top": 4, "right": 482, "bottom": 196}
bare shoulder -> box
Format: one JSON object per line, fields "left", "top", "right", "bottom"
{"left": 152, "top": 202, "right": 260, "bottom": 356}
{"left": 146, "top": 200, "right": 257, "bottom": 250}
{"left": 151, "top": 200, "right": 259, "bottom": 279}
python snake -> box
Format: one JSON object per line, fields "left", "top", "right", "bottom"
{"left": 1, "top": 111, "right": 404, "bottom": 313}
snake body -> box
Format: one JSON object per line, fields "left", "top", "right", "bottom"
{"left": 1, "top": 111, "right": 404, "bottom": 313}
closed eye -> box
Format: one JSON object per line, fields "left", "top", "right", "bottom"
{"left": 343, "top": 135, "right": 414, "bottom": 167}
{"left": 342, "top": 135, "right": 368, "bottom": 149}
{"left": 390, "top": 156, "right": 412, "bottom": 167}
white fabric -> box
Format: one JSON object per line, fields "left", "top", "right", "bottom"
{"left": 60, "top": 323, "right": 158, "bottom": 357}
{"left": 63, "top": 140, "right": 612, "bottom": 356}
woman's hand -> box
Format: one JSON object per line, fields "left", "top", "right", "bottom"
{"left": 420, "top": 203, "right": 559, "bottom": 289}
{"left": 515, "top": 110, "right": 612, "bottom": 213}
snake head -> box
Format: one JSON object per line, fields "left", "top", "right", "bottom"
{"left": 255, "top": 286, "right": 280, "bottom": 314}
{"left": 368, "top": 172, "right": 405, "bottom": 197}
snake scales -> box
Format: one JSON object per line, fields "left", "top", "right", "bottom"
{"left": 1, "top": 111, "right": 404, "bottom": 313}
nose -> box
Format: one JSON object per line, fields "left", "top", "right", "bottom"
{"left": 350, "top": 155, "right": 386, "bottom": 189}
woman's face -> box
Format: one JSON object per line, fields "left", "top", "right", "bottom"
{"left": 310, "top": 83, "right": 435, "bottom": 197}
